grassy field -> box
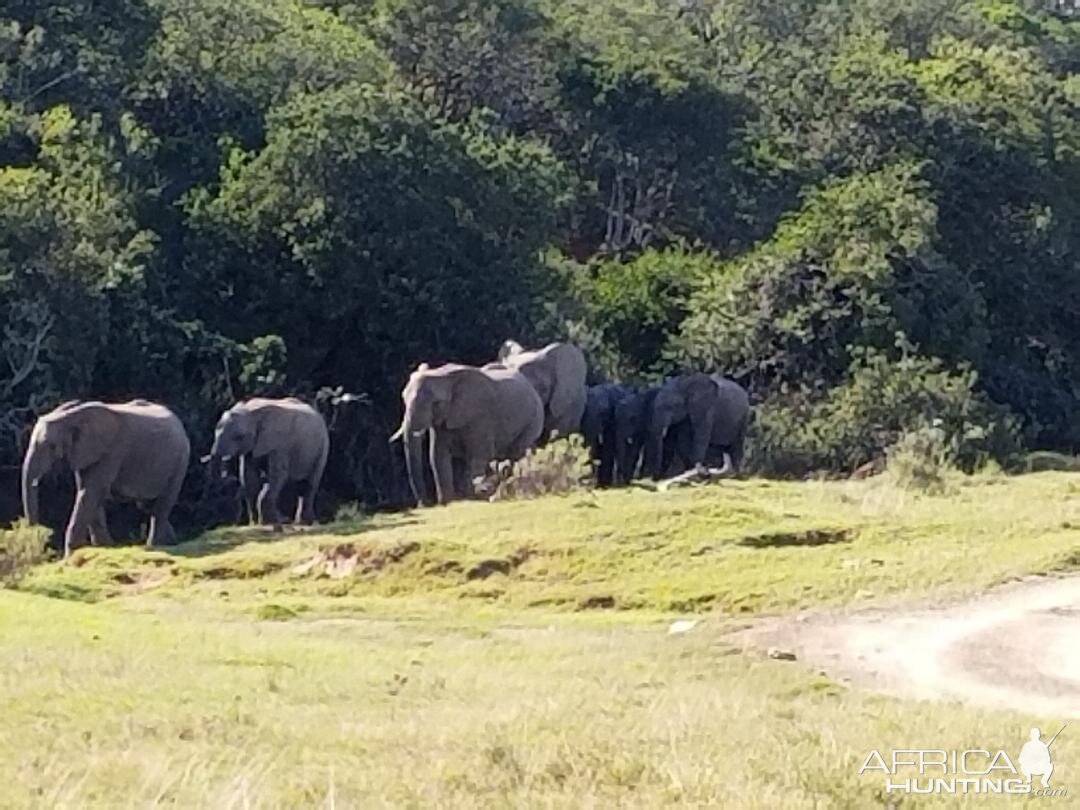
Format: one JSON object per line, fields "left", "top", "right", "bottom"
{"left": 2, "top": 472, "right": 1079, "bottom": 807}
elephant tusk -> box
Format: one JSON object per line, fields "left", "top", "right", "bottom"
{"left": 199, "top": 454, "right": 213, "bottom": 464}
{"left": 388, "top": 427, "right": 405, "bottom": 443}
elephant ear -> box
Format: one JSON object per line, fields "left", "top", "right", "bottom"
{"left": 546, "top": 344, "right": 586, "bottom": 418}
{"left": 519, "top": 357, "right": 554, "bottom": 404}
{"left": 65, "top": 404, "right": 121, "bottom": 471}
{"left": 442, "top": 368, "right": 494, "bottom": 431}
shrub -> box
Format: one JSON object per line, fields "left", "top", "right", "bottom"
{"left": 0, "top": 522, "right": 51, "bottom": 584}
{"left": 750, "top": 348, "right": 1021, "bottom": 476}
{"left": 573, "top": 248, "right": 716, "bottom": 375}
{"left": 884, "top": 424, "right": 953, "bottom": 494}
{"left": 489, "top": 436, "right": 593, "bottom": 501}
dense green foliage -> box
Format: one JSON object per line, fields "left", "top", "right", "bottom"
{"left": 2, "top": 0, "right": 1079, "bottom": 506}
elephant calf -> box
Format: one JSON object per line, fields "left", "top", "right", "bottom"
{"left": 582, "top": 383, "right": 635, "bottom": 486}
{"left": 22, "top": 400, "right": 191, "bottom": 557}
{"left": 207, "top": 398, "right": 329, "bottom": 528}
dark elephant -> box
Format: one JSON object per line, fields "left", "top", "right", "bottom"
{"left": 581, "top": 383, "right": 635, "bottom": 487}
{"left": 207, "top": 397, "right": 329, "bottom": 527}
{"left": 646, "top": 373, "right": 750, "bottom": 479}
{"left": 22, "top": 400, "right": 191, "bottom": 557}
{"left": 391, "top": 363, "right": 544, "bottom": 506}
{"left": 614, "top": 386, "right": 694, "bottom": 483}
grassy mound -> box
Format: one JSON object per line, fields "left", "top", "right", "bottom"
{"left": 16, "top": 473, "right": 1080, "bottom": 618}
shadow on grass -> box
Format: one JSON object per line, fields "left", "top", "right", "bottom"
{"left": 15, "top": 580, "right": 102, "bottom": 603}
{"left": 165, "top": 512, "right": 422, "bottom": 559}
{"left": 738, "top": 528, "right": 853, "bottom": 549}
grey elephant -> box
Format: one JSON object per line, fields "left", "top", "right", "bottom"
{"left": 647, "top": 373, "right": 750, "bottom": 479}
{"left": 22, "top": 400, "right": 191, "bottom": 557}
{"left": 497, "top": 340, "right": 587, "bottom": 441}
{"left": 207, "top": 398, "right": 329, "bottom": 527}
{"left": 391, "top": 362, "right": 544, "bottom": 506}
{"left": 581, "top": 383, "right": 635, "bottom": 486}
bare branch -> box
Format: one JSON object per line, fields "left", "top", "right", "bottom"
{"left": 1, "top": 314, "right": 54, "bottom": 399}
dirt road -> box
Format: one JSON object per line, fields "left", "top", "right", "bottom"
{"left": 740, "top": 575, "right": 1080, "bottom": 718}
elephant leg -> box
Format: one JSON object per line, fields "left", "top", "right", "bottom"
{"left": 728, "top": 414, "right": 748, "bottom": 475}
{"left": 464, "top": 431, "right": 498, "bottom": 498}
{"left": 294, "top": 478, "right": 320, "bottom": 526}
{"left": 689, "top": 412, "right": 715, "bottom": 471}
{"left": 597, "top": 422, "right": 617, "bottom": 487}
{"left": 148, "top": 467, "right": 185, "bottom": 547}
{"left": 616, "top": 440, "right": 639, "bottom": 485}
{"left": 65, "top": 488, "right": 100, "bottom": 557}
{"left": 256, "top": 453, "right": 287, "bottom": 527}
{"left": 597, "top": 442, "right": 615, "bottom": 487}
{"left": 672, "top": 421, "right": 696, "bottom": 473}
{"left": 429, "top": 431, "right": 455, "bottom": 505}
{"left": 89, "top": 505, "right": 112, "bottom": 546}
{"left": 239, "top": 455, "right": 262, "bottom": 525}
{"left": 451, "top": 457, "right": 470, "bottom": 500}
{"left": 296, "top": 444, "right": 328, "bottom": 525}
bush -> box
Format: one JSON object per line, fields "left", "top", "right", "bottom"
{"left": 0, "top": 522, "right": 51, "bottom": 584}
{"left": 489, "top": 436, "right": 593, "bottom": 501}
{"left": 884, "top": 425, "right": 953, "bottom": 494}
{"left": 750, "top": 348, "right": 1021, "bottom": 476}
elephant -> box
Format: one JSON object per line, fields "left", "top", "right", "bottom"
{"left": 496, "top": 340, "right": 587, "bottom": 441}
{"left": 581, "top": 383, "right": 635, "bottom": 486}
{"left": 646, "top": 373, "right": 750, "bottom": 480}
{"left": 206, "top": 397, "right": 329, "bottom": 527}
{"left": 613, "top": 386, "right": 694, "bottom": 483}
{"left": 21, "top": 400, "right": 191, "bottom": 557}
{"left": 391, "top": 362, "right": 544, "bottom": 506}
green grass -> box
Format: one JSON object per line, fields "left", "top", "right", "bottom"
{"left": 2, "top": 473, "right": 1079, "bottom": 806}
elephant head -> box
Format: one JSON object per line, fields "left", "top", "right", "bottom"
{"left": 390, "top": 364, "right": 452, "bottom": 506}
{"left": 580, "top": 386, "right": 611, "bottom": 455}
{"left": 22, "top": 402, "right": 120, "bottom": 525}
{"left": 208, "top": 407, "right": 258, "bottom": 462}
{"left": 646, "top": 373, "right": 723, "bottom": 479}
{"left": 208, "top": 398, "right": 311, "bottom": 462}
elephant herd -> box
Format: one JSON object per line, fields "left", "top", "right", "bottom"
{"left": 18, "top": 340, "right": 750, "bottom": 558}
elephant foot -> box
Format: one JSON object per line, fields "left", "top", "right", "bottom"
{"left": 147, "top": 517, "right": 178, "bottom": 547}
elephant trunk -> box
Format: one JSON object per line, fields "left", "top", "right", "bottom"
{"left": 646, "top": 417, "right": 669, "bottom": 480}
{"left": 21, "top": 445, "right": 46, "bottom": 525}
{"left": 399, "top": 415, "right": 430, "bottom": 507}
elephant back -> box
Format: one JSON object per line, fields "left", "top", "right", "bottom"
{"left": 482, "top": 365, "right": 544, "bottom": 452}
{"left": 709, "top": 377, "right": 751, "bottom": 446}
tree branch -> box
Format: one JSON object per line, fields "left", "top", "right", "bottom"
{"left": 1, "top": 314, "right": 54, "bottom": 398}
